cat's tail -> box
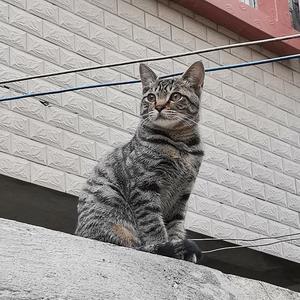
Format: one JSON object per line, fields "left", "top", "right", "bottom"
{"left": 136, "top": 239, "right": 201, "bottom": 263}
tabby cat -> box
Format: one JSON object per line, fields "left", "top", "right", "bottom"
{"left": 75, "top": 61, "right": 205, "bottom": 263}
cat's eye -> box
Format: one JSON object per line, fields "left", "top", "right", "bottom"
{"left": 170, "top": 92, "right": 182, "bottom": 102}
{"left": 147, "top": 93, "right": 156, "bottom": 102}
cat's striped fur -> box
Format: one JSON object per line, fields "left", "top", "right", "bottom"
{"left": 75, "top": 61, "right": 205, "bottom": 263}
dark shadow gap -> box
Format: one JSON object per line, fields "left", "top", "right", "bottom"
{"left": 0, "top": 174, "right": 78, "bottom": 234}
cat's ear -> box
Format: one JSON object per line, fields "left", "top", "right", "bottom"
{"left": 182, "top": 61, "right": 205, "bottom": 92}
{"left": 139, "top": 63, "right": 157, "bottom": 91}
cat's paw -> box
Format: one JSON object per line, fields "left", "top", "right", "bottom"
{"left": 182, "top": 239, "right": 201, "bottom": 263}
{"left": 155, "top": 239, "right": 201, "bottom": 263}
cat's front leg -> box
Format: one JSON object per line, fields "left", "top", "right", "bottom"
{"left": 167, "top": 219, "right": 200, "bottom": 263}
{"left": 166, "top": 193, "right": 189, "bottom": 241}
{"left": 166, "top": 194, "right": 201, "bottom": 263}
{"left": 166, "top": 215, "right": 186, "bottom": 241}
{"left": 132, "top": 188, "right": 168, "bottom": 245}
{"left": 132, "top": 188, "right": 201, "bottom": 263}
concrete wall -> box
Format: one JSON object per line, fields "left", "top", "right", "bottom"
{"left": 0, "top": 0, "right": 299, "bottom": 263}
{"left": 1, "top": 217, "right": 300, "bottom": 300}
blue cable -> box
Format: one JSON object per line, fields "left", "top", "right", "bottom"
{"left": 0, "top": 53, "right": 299, "bottom": 103}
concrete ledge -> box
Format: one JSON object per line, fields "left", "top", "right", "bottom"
{"left": 0, "top": 218, "right": 299, "bottom": 300}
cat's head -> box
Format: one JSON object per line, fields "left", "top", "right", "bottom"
{"left": 139, "top": 61, "right": 205, "bottom": 130}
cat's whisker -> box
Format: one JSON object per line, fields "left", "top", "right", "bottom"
{"left": 163, "top": 110, "right": 198, "bottom": 126}
{"left": 140, "top": 117, "right": 151, "bottom": 127}
{"left": 163, "top": 112, "right": 193, "bottom": 127}
{"left": 140, "top": 111, "right": 156, "bottom": 125}
{"left": 176, "top": 117, "right": 195, "bottom": 128}
{"left": 142, "top": 109, "right": 198, "bottom": 128}
{"left": 177, "top": 116, "right": 197, "bottom": 128}
{"left": 140, "top": 111, "right": 153, "bottom": 118}
{"left": 140, "top": 112, "right": 157, "bottom": 127}
{"left": 175, "top": 112, "right": 199, "bottom": 126}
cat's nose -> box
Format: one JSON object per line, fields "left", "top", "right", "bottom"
{"left": 155, "top": 105, "right": 165, "bottom": 112}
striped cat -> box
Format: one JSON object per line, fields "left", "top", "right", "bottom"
{"left": 75, "top": 61, "right": 205, "bottom": 263}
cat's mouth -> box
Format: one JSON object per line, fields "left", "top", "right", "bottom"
{"left": 157, "top": 111, "right": 169, "bottom": 119}
{"left": 153, "top": 111, "right": 173, "bottom": 120}
{"left": 149, "top": 110, "right": 182, "bottom": 128}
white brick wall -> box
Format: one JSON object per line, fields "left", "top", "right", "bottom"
{"left": 0, "top": 0, "right": 299, "bottom": 263}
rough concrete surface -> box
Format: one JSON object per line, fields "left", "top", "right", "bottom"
{"left": 0, "top": 218, "right": 299, "bottom": 300}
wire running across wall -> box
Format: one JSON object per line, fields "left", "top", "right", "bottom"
{"left": 1, "top": 53, "right": 300, "bottom": 103}
{"left": 191, "top": 232, "right": 300, "bottom": 242}
{"left": 190, "top": 232, "right": 300, "bottom": 254}
{"left": 201, "top": 237, "right": 300, "bottom": 254}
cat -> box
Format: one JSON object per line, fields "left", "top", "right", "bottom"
{"left": 75, "top": 61, "right": 205, "bottom": 263}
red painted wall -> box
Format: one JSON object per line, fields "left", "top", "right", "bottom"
{"left": 175, "top": 0, "right": 300, "bottom": 55}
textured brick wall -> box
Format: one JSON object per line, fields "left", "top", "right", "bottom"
{"left": 0, "top": 0, "right": 299, "bottom": 262}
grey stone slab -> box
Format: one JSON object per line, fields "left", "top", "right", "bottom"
{"left": 0, "top": 218, "right": 299, "bottom": 300}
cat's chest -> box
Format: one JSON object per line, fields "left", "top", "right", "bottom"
{"left": 159, "top": 146, "right": 198, "bottom": 176}
{"left": 157, "top": 151, "right": 198, "bottom": 216}
{"left": 155, "top": 148, "right": 199, "bottom": 197}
